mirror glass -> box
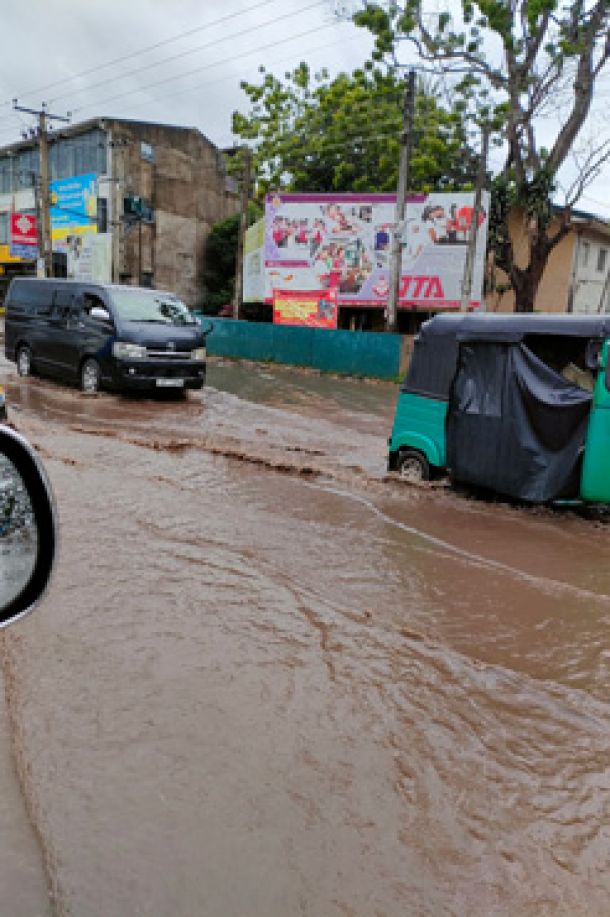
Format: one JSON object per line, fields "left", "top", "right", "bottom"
{"left": 0, "top": 453, "right": 37, "bottom": 610}
{"left": 90, "top": 306, "right": 111, "bottom": 322}
{"left": 585, "top": 339, "right": 601, "bottom": 372}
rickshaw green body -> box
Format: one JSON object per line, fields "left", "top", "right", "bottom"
{"left": 389, "top": 393, "right": 447, "bottom": 470}
{"left": 388, "top": 315, "right": 610, "bottom": 504}
{"left": 580, "top": 340, "right": 610, "bottom": 503}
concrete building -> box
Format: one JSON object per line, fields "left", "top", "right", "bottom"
{"left": 0, "top": 117, "right": 239, "bottom": 307}
{"left": 486, "top": 208, "right": 610, "bottom": 314}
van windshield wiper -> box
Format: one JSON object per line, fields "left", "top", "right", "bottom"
{"left": 129, "top": 318, "right": 171, "bottom": 324}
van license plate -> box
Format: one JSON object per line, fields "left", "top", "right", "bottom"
{"left": 156, "top": 378, "right": 184, "bottom": 387}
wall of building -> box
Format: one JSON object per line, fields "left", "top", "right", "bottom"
{"left": 570, "top": 231, "right": 610, "bottom": 313}
{"left": 108, "top": 120, "right": 239, "bottom": 307}
{"left": 485, "top": 211, "right": 577, "bottom": 313}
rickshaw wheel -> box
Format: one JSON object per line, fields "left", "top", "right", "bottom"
{"left": 397, "top": 449, "right": 430, "bottom": 483}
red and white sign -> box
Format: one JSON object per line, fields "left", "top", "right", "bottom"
{"left": 10, "top": 212, "right": 38, "bottom": 246}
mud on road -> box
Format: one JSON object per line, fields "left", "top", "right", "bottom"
{"left": 1, "top": 359, "right": 610, "bottom": 916}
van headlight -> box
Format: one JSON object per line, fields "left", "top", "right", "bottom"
{"left": 191, "top": 347, "right": 206, "bottom": 361}
{"left": 112, "top": 342, "right": 147, "bottom": 360}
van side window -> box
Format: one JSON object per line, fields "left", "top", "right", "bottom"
{"left": 83, "top": 293, "right": 106, "bottom": 314}
{"left": 51, "top": 289, "right": 73, "bottom": 321}
{"left": 9, "top": 280, "right": 53, "bottom": 313}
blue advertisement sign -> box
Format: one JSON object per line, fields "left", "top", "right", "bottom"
{"left": 50, "top": 173, "right": 98, "bottom": 239}
{"left": 9, "top": 243, "right": 38, "bottom": 261}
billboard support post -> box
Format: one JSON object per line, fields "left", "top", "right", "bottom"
{"left": 387, "top": 70, "right": 415, "bottom": 333}
{"left": 233, "top": 148, "right": 252, "bottom": 321}
{"left": 460, "top": 126, "right": 489, "bottom": 312}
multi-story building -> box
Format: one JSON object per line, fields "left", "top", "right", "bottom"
{"left": 0, "top": 117, "right": 239, "bottom": 306}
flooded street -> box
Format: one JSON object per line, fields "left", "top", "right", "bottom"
{"left": 1, "top": 357, "right": 610, "bottom": 915}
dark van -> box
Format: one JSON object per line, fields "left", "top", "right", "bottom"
{"left": 4, "top": 278, "right": 210, "bottom": 394}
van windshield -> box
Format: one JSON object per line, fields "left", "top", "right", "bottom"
{"left": 110, "top": 289, "right": 196, "bottom": 325}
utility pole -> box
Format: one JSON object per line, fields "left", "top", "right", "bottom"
{"left": 13, "top": 101, "right": 71, "bottom": 278}
{"left": 460, "top": 125, "right": 489, "bottom": 312}
{"left": 233, "top": 148, "right": 252, "bottom": 321}
{"left": 387, "top": 70, "right": 416, "bottom": 333}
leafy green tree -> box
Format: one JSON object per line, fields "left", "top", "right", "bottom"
{"left": 350, "top": 0, "right": 610, "bottom": 311}
{"left": 232, "top": 63, "right": 479, "bottom": 198}
{"left": 203, "top": 205, "right": 260, "bottom": 313}
{"left": 203, "top": 213, "right": 240, "bottom": 314}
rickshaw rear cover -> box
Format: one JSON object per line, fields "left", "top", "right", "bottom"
{"left": 446, "top": 342, "right": 593, "bottom": 502}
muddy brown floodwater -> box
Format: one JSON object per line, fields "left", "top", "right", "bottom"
{"left": 1, "top": 357, "right": 610, "bottom": 916}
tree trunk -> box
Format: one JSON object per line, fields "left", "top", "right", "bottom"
{"left": 511, "top": 238, "right": 549, "bottom": 313}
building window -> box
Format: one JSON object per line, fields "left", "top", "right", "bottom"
{"left": 97, "top": 198, "right": 108, "bottom": 234}
{"left": 597, "top": 248, "right": 608, "bottom": 273}
{"left": 581, "top": 241, "right": 590, "bottom": 267}
{"left": 48, "top": 129, "right": 107, "bottom": 182}
{"left": 140, "top": 142, "right": 155, "bottom": 163}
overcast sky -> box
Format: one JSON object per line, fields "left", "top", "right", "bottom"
{"left": 0, "top": 0, "right": 608, "bottom": 218}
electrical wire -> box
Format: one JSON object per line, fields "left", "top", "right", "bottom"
{"left": 70, "top": 19, "right": 343, "bottom": 115}
{"left": 4, "top": 0, "right": 280, "bottom": 107}
{"left": 49, "top": 0, "right": 329, "bottom": 107}
{"left": 109, "top": 35, "right": 371, "bottom": 114}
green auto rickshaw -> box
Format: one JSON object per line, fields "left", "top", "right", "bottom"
{"left": 388, "top": 313, "right": 610, "bottom": 504}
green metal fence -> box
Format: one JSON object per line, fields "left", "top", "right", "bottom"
{"left": 196, "top": 317, "right": 405, "bottom": 381}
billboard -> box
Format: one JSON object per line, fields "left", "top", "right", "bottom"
{"left": 50, "top": 173, "right": 98, "bottom": 240}
{"left": 245, "top": 192, "right": 489, "bottom": 312}
{"left": 273, "top": 289, "right": 338, "bottom": 328}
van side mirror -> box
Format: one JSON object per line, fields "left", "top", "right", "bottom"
{"left": 90, "top": 306, "right": 112, "bottom": 324}
{"left": 0, "top": 426, "right": 56, "bottom": 627}
{"left": 200, "top": 320, "right": 214, "bottom": 337}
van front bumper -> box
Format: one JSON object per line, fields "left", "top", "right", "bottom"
{"left": 113, "top": 359, "right": 206, "bottom": 391}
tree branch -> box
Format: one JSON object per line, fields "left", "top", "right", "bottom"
{"left": 563, "top": 138, "right": 610, "bottom": 205}
{"left": 548, "top": 0, "right": 610, "bottom": 173}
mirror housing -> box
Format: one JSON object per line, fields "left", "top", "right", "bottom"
{"left": 585, "top": 339, "right": 601, "bottom": 372}
{"left": 200, "top": 320, "right": 214, "bottom": 338}
{"left": 90, "top": 306, "right": 112, "bottom": 324}
{"left": 0, "top": 426, "right": 56, "bottom": 628}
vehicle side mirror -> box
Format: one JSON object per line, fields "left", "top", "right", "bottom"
{"left": 585, "top": 340, "right": 601, "bottom": 371}
{"left": 200, "top": 320, "right": 214, "bottom": 337}
{"left": 90, "top": 306, "right": 112, "bottom": 324}
{"left": 0, "top": 426, "right": 56, "bottom": 627}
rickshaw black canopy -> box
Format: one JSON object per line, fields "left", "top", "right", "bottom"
{"left": 402, "top": 313, "right": 610, "bottom": 400}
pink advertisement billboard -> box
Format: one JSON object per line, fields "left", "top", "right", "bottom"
{"left": 258, "top": 192, "right": 488, "bottom": 310}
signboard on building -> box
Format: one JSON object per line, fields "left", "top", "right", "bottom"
{"left": 273, "top": 289, "right": 338, "bottom": 328}
{"left": 65, "top": 234, "right": 112, "bottom": 284}
{"left": 244, "top": 219, "right": 266, "bottom": 303}
{"left": 244, "top": 192, "right": 489, "bottom": 312}
{"left": 9, "top": 212, "right": 38, "bottom": 260}
{"left": 50, "top": 173, "right": 98, "bottom": 240}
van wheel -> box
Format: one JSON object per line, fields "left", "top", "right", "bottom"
{"left": 397, "top": 449, "right": 430, "bottom": 483}
{"left": 16, "top": 345, "right": 32, "bottom": 377}
{"left": 81, "top": 358, "right": 101, "bottom": 394}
